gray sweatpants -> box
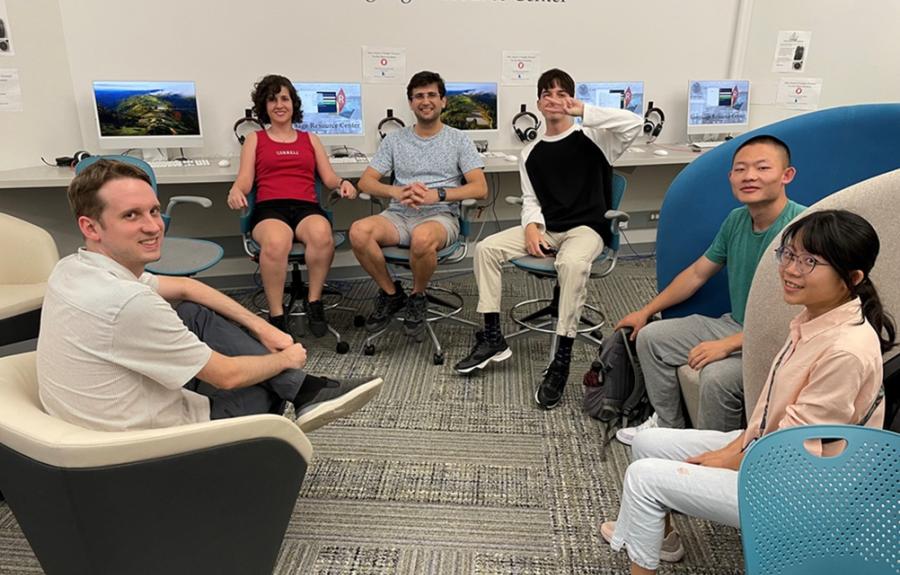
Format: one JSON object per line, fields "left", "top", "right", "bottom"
{"left": 636, "top": 313, "right": 744, "bottom": 431}
{"left": 176, "top": 301, "right": 306, "bottom": 420}
{"left": 474, "top": 225, "right": 604, "bottom": 338}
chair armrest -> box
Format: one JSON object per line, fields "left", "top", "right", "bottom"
{"left": 165, "top": 195, "right": 213, "bottom": 218}
{"left": 605, "top": 209, "right": 630, "bottom": 224}
{"left": 505, "top": 196, "right": 524, "bottom": 206}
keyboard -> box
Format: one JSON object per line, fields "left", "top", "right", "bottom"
{"left": 329, "top": 156, "right": 370, "bottom": 164}
{"left": 147, "top": 159, "right": 211, "bottom": 168}
{"left": 479, "top": 151, "right": 508, "bottom": 158}
{"left": 691, "top": 141, "right": 725, "bottom": 150}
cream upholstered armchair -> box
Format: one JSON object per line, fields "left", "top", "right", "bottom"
{"left": 0, "top": 213, "right": 59, "bottom": 347}
{"left": 0, "top": 351, "right": 314, "bottom": 575}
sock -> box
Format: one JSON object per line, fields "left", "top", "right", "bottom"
{"left": 292, "top": 374, "right": 327, "bottom": 409}
{"left": 484, "top": 312, "right": 501, "bottom": 340}
{"left": 554, "top": 336, "right": 574, "bottom": 369}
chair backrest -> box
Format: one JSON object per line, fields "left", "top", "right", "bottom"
{"left": 0, "top": 212, "right": 59, "bottom": 285}
{"left": 742, "top": 169, "right": 900, "bottom": 416}
{"left": 657, "top": 104, "right": 900, "bottom": 320}
{"left": 738, "top": 424, "right": 900, "bottom": 575}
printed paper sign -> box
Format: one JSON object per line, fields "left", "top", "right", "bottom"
{"left": 772, "top": 31, "right": 811, "bottom": 73}
{"left": 363, "top": 46, "right": 406, "bottom": 83}
{"left": 502, "top": 51, "right": 541, "bottom": 85}
{"left": 776, "top": 78, "right": 823, "bottom": 110}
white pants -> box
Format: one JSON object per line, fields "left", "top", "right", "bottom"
{"left": 610, "top": 428, "right": 743, "bottom": 571}
{"left": 473, "top": 225, "right": 604, "bottom": 337}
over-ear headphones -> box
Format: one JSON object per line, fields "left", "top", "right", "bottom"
{"left": 377, "top": 109, "right": 406, "bottom": 140}
{"left": 233, "top": 108, "right": 264, "bottom": 145}
{"left": 512, "top": 104, "right": 541, "bottom": 143}
{"left": 643, "top": 101, "right": 665, "bottom": 141}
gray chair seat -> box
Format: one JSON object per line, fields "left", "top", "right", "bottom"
{"left": 145, "top": 237, "right": 225, "bottom": 276}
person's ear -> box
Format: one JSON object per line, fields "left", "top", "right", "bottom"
{"left": 78, "top": 215, "right": 101, "bottom": 242}
{"left": 850, "top": 269, "right": 865, "bottom": 287}
{"left": 782, "top": 165, "right": 797, "bottom": 185}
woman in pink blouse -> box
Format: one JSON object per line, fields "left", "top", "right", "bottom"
{"left": 600, "top": 209, "right": 896, "bottom": 575}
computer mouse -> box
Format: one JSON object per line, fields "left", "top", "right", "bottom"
{"left": 505, "top": 154, "right": 518, "bottom": 162}
{"left": 217, "top": 159, "right": 231, "bottom": 168}
{"left": 653, "top": 149, "right": 669, "bottom": 157}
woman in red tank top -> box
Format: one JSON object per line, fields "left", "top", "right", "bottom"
{"left": 227, "top": 75, "right": 356, "bottom": 336}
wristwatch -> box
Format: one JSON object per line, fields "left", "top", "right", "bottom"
{"left": 436, "top": 187, "right": 447, "bottom": 202}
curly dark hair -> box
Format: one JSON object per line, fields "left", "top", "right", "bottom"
{"left": 252, "top": 75, "right": 302, "bottom": 125}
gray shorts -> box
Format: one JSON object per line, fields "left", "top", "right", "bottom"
{"left": 378, "top": 208, "right": 460, "bottom": 248}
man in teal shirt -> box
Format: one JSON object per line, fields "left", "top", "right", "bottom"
{"left": 614, "top": 135, "right": 805, "bottom": 442}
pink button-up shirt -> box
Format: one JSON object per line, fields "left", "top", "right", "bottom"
{"left": 742, "top": 298, "right": 884, "bottom": 455}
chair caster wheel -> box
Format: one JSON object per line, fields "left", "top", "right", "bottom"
{"left": 336, "top": 341, "right": 350, "bottom": 354}
{"left": 353, "top": 315, "right": 366, "bottom": 328}
{"left": 363, "top": 344, "right": 375, "bottom": 356}
{"left": 433, "top": 353, "right": 444, "bottom": 365}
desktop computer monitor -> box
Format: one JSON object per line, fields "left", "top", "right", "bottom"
{"left": 292, "top": 82, "right": 363, "bottom": 136}
{"left": 575, "top": 81, "right": 645, "bottom": 115}
{"left": 92, "top": 81, "right": 203, "bottom": 150}
{"left": 687, "top": 80, "right": 751, "bottom": 135}
{"left": 441, "top": 82, "right": 498, "bottom": 131}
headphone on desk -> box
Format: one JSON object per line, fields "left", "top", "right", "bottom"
{"left": 512, "top": 104, "right": 541, "bottom": 143}
{"left": 643, "top": 101, "right": 665, "bottom": 141}
{"left": 377, "top": 109, "right": 406, "bottom": 140}
{"left": 233, "top": 109, "right": 264, "bottom": 145}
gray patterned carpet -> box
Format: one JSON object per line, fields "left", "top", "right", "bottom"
{"left": 0, "top": 260, "right": 745, "bottom": 574}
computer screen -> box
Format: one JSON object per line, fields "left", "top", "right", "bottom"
{"left": 92, "top": 81, "right": 203, "bottom": 149}
{"left": 292, "top": 82, "right": 363, "bottom": 136}
{"left": 687, "top": 80, "right": 751, "bottom": 135}
{"left": 575, "top": 81, "right": 645, "bottom": 115}
{"left": 441, "top": 82, "right": 498, "bottom": 131}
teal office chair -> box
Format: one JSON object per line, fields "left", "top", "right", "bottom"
{"left": 504, "top": 173, "right": 629, "bottom": 364}
{"left": 75, "top": 155, "right": 223, "bottom": 277}
{"left": 239, "top": 179, "right": 356, "bottom": 354}
{"left": 356, "top": 195, "right": 479, "bottom": 365}
{"left": 738, "top": 424, "right": 899, "bottom": 575}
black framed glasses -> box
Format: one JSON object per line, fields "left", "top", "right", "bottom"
{"left": 774, "top": 246, "right": 829, "bottom": 275}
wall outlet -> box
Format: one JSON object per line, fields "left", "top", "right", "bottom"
{"left": 649, "top": 211, "right": 660, "bottom": 221}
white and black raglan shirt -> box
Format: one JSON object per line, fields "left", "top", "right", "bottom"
{"left": 519, "top": 105, "right": 642, "bottom": 246}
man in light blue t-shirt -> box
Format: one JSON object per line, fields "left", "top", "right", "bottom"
{"left": 613, "top": 135, "right": 806, "bottom": 442}
{"left": 352, "top": 71, "right": 488, "bottom": 337}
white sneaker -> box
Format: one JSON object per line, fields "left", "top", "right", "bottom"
{"left": 600, "top": 520, "right": 685, "bottom": 563}
{"left": 615, "top": 413, "right": 659, "bottom": 446}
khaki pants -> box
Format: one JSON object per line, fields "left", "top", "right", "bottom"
{"left": 473, "top": 225, "right": 604, "bottom": 338}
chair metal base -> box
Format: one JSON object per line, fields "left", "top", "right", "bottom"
{"left": 505, "top": 284, "right": 605, "bottom": 365}
{"left": 359, "top": 285, "right": 478, "bottom": 365}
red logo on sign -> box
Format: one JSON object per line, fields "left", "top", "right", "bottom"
{"left": 337, "top": 88, "right": 346, "bottom": 113}
{"left": 380, "top": 58, "right": 388, "bottom": 66}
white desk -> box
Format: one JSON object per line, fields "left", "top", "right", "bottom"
{"left": 0, "top": 144, "right": 699, "bottom": 190}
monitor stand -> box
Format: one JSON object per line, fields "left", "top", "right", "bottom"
{"left": 140, "top": 148, "right": 168, "bottom": 162}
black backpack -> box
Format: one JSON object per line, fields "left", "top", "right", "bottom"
{"left": 582, "top": 327, "right": 653, "bottom": 452}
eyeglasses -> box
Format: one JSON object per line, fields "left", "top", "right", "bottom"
{"left": 774, "top": 246, "right": 829, "bottom": 275}
{"left": 411, "top": 91, "right": 441, "bottom": 101}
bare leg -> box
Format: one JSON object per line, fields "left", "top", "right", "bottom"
{"left": 408, "top": 221, "right": 447, "bottom": 294}
{"left": 631, "top": 563, "right": 655, "bottom": 575}
{"left": 251, "top": 219, "right": 294, "bottom": 316}
{"left": 295, "top": 214, "right": 334, "bottom": 302}
{"left": 349, "top": 214, "right": 401, "bottom": 293}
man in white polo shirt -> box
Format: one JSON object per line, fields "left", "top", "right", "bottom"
{"left": 37, "top": 159, "right": 381, "bottom": 432}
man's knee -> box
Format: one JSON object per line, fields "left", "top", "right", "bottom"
{"left": 409, "top": 228, "right": 441, "bottom": 257}
{"left": 348, "top": 220, "right": 373, "bottom": 248}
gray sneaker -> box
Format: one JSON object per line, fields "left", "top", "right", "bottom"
{"left": 600, "top": 520, "right": 685, "bottom": 562}
{"left": 294, "top": 376, "right": 383, "bottom": 433}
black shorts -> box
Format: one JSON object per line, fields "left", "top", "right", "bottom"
{"left": 250, "top": 199, "right": 328, "bottom": 232}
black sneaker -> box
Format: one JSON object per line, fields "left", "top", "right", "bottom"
{"left": 403, "top": 292, "right": 428, "bottom": 337}
{"left": 268, "top": 313, "right": 289, "bottom": 333}
{"left": 454, "top": 330, "right": 512, "bottom": 374}
{"left": 306, "top": 300, "right": 328, "bottom": 338}
{"left": 365, "top": 282, "right": 407, "bottom": 333}
{"left": 293, "top": 375, "right": 384, "bottom": 433}
{"left": 535, "top": 360, "right": 570, "bottom": 410}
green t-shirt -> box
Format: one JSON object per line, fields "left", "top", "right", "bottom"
{"left": 703, "top": 200, "right": 806, "bottom": 325}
